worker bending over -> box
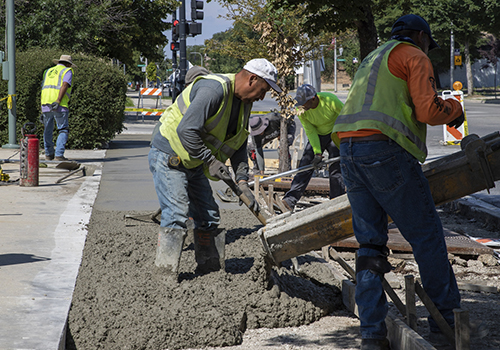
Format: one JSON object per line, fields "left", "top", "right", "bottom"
{"left": 248, "top": 112, "right": 296, "bottom": 175}
{"left": 282, "top": 84, "right": 345, "bottom": 211}
{"left": 149, "top": 58, "right": 281, "bottom": 281}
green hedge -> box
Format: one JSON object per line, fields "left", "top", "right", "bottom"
{"left": 0, "top": 48, "right": 127, "bottom": 149}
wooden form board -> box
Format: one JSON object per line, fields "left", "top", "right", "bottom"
{"left": 331, "top": 227, "right": 493, "bottom": 256}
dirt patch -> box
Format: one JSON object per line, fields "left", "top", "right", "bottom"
{"left": 66, "top": 209, "right": 343, "bottom": 350}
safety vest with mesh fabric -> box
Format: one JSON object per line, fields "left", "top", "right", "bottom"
{"left": 41, "top": 65, "right": 73, "bottom": 108}
{"left": 333, "top": 40, "right": 428, "bottom": 163}
{"left": 159, "top": 73, "right": 251, "bottom": 180}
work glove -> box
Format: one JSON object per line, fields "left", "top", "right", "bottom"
{"left": 250, "top": 149, "right": 256, "bottom": 161}
{"left": 206, "top": 157, "right": 232, "bottom": 181}
{"left": 238, "top": 181, "right": 260, "bottom": 213}
{"left": 311, "top": 154, "right": 324, "bottom": 170}
{"left": 447, "top": 112, "right": 465, "bottom": 129}
{"left": 50, "top": 102, "right": 60, "bottom": 111}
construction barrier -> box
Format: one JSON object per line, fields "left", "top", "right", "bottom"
{"left": 142, "top": 111, "right": 163, "bottom": 117}
{"left": 138, "top": 88, "right": 163, "bottom": 109}
{"left": 124, "top": 108, "right": 165, "bottom": 112}
{"left": 441, "top": 90, "right": 469, "bottom": 145}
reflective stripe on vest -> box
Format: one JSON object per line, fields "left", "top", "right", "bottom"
{"left": 175, "top": 74, "right": 239, "bottom": 156}
{"left": 160, "top": 74, "right": 250, "bottom": 169}
{"left": 41, "top": 65, "right": 72, "bottom": 107}
{"left": 202, "top": 102, "right": 252, "bottom": 158}
{"left": 334, "top": 40, "right": 427, "bottom": 161}
{"left": 176, "top": 74, "right": 231, "bottom": 133}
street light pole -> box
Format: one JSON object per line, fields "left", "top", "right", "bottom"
{"left": 450, "top": 23, "right": 454, "bottom": 89}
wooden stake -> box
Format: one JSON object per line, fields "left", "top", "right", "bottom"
{"left": 405, "top": 275, "right": 417, "bottom": 330}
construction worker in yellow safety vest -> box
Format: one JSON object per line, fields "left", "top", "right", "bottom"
{"left": 41, "top": 54, "right": 76, "bottom": 161}
{"left": 149, "top": 59, "right": 282, "bottom": 281}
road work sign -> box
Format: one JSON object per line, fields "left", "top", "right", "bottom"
{"left": 441, "top": 89, "right": 469, "bottom": 145}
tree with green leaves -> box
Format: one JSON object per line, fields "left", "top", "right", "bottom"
{"left": 210, "top": 0, "right": 332, "bottom": 171}
{"left": 0, "top": 0, "right": 177, "bottom": 67}
{"left": 479, "top": 34, "right": 500, "bottom": 98}
{"left": 204, "top": 25, "right": 253, "bottom": 73}
{"left": 267, "top": 0, "right": 386, "bottom": 61}
{"left": 146, "top": 62, "right": 158, "bottom": 85}
{"left": 376, "top": 0, "right": 500, "bottom": 93}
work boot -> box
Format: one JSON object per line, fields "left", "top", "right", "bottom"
{"left": 360, "top": 338, "right": 390, "bottom": 350}
{"left": 45, "top": 154, "right": 54, "bottom": 161}
{"left": 194, "top": 228, "right": 226, "bottom": 274}
{"left": 55, "top": 156, "right": 69, "bottom": 161}
{"left": 155, "top": 227, "right": 188, "bottom": 279}
{"left": 282, "top": 198, "right": 294, "bottom": 213}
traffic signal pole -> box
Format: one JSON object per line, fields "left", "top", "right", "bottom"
{"left": 170, "top": 0, "right": 203, "bottom": 102}
{"left": 179, "top": 1, "right": 187, "bottom": 89}
{"left": 171, "top": 11, "right": 179, "bottom": 102}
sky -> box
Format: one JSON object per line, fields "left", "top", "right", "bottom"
{"left": 163, "top": 1, "right": 234, "bottom": 46}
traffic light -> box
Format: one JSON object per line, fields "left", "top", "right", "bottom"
{"left": 191, "top": 0, "right": 203, "bottom": 21}
{"left": 187, "top": 22, "right": 202, "bottom": 36}
{"left": 172, "top": 19, "right": 179, "bottom": 41}
{"left": 171, "top": 18, "right": 179, "bottom": 51}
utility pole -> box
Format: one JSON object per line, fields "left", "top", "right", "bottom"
{"left": 450, "top": 23, "right": 454, "bottom": 89}
{"left": 334, "top": 37, "right": 337, "bottom": 93}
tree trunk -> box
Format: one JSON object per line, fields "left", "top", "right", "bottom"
{"left": 277, "top": 71, "right": 291, "bottom": 173}
{"left": 354, "top": 3, "right": 378, "bottom": 61}
{"left": 279, "top": 116, "right": 290, "bottom": 173}
{"left": 465, "top": 40, "right": 474, "bottom": 95}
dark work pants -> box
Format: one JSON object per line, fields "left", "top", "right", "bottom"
{"left": 283, "top": 134, "right": 345, "bottom": 208}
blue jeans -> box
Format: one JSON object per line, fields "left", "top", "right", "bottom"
{"left": 148, "top": 146, "right": 220, "bottom": 230}
{"left": 42, "top": 111, "right": 69, "bottom": 157}
{"left": 283, "top": 134, "right": 345, "bottom": 208}
{"left": 339, "top": 139, "right": 461, "bottom": 339}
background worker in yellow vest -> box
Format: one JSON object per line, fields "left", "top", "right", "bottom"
{"left": 333, "top": 15, "right": 466, "bottom": 350}
{"left": 281, "top": 84, "right": 345, "bottom": 211}
{"left": 40, "top": 55, "right": 75, "bottom": 161}
{"left": 149, "top": 58, "right": 281, "bottom": 281}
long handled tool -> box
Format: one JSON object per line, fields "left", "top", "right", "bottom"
{"left": 248, "top": 156, "right": 339, "bottom": 187}
{"left": 2, "top": 157, "right": 80, "bottom": 171}
{"left": 216, "top": 157, "right": 340, "bottom": 202}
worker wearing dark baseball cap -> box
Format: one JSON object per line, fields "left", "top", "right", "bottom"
{"left": 333, "top": 14, "right": 468, "bottom": 350}
{"left": 391, "top": 14, "right": 439, "bottom": 50}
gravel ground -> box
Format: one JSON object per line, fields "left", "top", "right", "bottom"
{"left": 66, "top": 204, "right": 500, "bottom": 350}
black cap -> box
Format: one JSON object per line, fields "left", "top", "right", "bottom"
{"left": 391, "top": 14, "right": 439, "bottom": 50}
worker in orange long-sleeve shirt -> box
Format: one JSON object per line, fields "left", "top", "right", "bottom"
{"left": 333, "top": 14, "right": 466, "bottom": 350}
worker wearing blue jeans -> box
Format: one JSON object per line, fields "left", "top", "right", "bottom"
{"left": 333, "top": 15, "right": 465, "bottom": 350}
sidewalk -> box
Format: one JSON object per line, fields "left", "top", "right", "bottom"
{"left": 0, "top": 148, "right": 104, "bottom": 350}
{"left": 1, "top": 101, "right": 500, "bottom": 349}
